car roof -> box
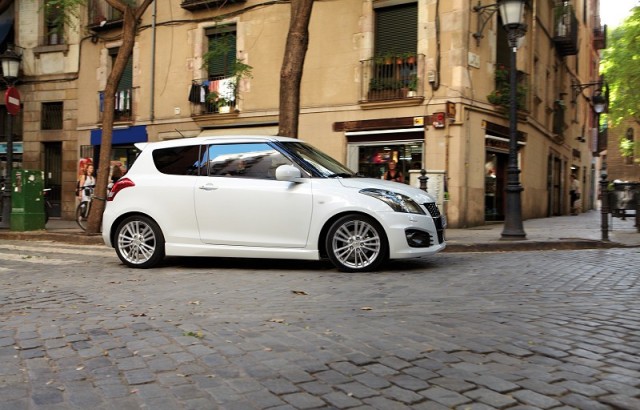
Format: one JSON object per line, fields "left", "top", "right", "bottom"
{"left": 135, "top": 135, "right": 300, "bottom": 151}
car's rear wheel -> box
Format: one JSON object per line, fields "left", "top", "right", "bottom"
{"left": 325, "top": 214, "right": 388, "bottom": 272}
{"left": 114, "top": 215, "right": 165, "bottom": 268}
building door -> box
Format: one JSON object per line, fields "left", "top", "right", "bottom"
{"left": 485, "top": 151, "right": 507, "bottom": 221}
{"left": 43, "top": 142, "right": 62, "bottom": 218}
{"left": 547, "top": 155, "right": 563, "bottom": 216}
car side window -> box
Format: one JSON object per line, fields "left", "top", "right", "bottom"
{"left": 153, "top": 145, "right": 203, "bottom": 175}
{"left": 205, "top": 143, "right": 292, "bottom": 179}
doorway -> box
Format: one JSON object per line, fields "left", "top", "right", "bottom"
{"left": 485, "top": 151, "right": 507, "bottom": 221}
{"left": 43, "top": 142, "right": 62, "bottom": 218}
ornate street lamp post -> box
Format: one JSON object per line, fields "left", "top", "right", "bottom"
{"left": 0, "top": 45, "right": 21, "bottom": 229}
{"left": 498, "top": 0, "right": 528, "bottom": 240}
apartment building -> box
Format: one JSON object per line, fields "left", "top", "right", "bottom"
{"left": 5, "top": 0, "right": 605, "bottom": 227}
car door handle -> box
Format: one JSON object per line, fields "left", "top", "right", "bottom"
{"left": 198, "top": 184, "right": 218, "bottom": 191}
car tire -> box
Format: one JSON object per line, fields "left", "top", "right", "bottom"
{"left": 114, "top": 215, "right": 165, "bottom": 269}
{"left": 325, "top": 214, "right": 388, "bottom": 272}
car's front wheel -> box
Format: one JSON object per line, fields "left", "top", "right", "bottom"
{"left": 325, "top": 214, "right": 388, "bottom": 272}
{"left": 114, "top": 215, "right": 165, "bottom": 268}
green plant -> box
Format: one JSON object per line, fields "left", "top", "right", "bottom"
{"left": 619, "top": 135, "right": 635, "bottom": 157}
{"left": 487, "top": 65, "right": 527, "bottom": 110}
{"left": 407, "top": 75, "right": 418, "bottom": 91}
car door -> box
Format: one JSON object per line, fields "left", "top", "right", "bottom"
{"left": 194, "top": 142, "right": 313, "bottom": 248}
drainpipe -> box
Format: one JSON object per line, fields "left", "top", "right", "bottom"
{"left": 150, "top": 0, "right": 157, "bottom": 122}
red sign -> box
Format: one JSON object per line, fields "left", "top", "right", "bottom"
{"left": 5, "top": 86, "right": 20, "bottom": 115}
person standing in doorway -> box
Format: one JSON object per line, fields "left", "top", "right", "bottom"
{"left": 382, "top": 160, "right": 404, "bottom": 183}
{"left": 570, "top": 174, "right": 581, "bottom": 215}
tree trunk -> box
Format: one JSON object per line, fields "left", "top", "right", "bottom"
{"left": 278, "top": 0, "right": 314, "bottom": 138}
{"left": 85, "top": 0, "right": 153, "bottom": 233}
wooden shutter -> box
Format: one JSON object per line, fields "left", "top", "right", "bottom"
{"left": 374, "top": 3, "right": 417, "bottom": 55}
{"left": 205, "top": 25, "right": 237, "bottom": 78}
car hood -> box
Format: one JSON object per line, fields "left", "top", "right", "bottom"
{"left": 338, "top": 178, "right": 436, "bottom": 203}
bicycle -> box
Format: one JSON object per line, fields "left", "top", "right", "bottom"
{"left": 76, "top": 186, "right": 94, "bottom": 231}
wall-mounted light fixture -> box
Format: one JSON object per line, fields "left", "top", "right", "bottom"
{"left": 472, "top": 0, "right": 528, "bottom": 46}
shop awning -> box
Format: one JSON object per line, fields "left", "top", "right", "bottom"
{"left": 91, "top": 125, "right": 147, "bottom": 145}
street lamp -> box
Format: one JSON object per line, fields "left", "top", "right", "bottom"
{"left": 498, "top": 0, "right": 528, "bottom": 240}
{"left": 0, "top": 45, "right": 21, "bottom": 229}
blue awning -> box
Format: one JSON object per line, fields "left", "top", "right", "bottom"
{"left": 91, "top": 125, "right": 147, "bottom": 145}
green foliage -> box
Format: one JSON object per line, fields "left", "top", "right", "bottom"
{"left": 487, "top": 65, "right": 527, "bottom": 110}
{"left": 620, "top": 135, "right": 635, "bottom": 157}
{"left": 42, "top": 0, "right": 84, "bottom": 33}
{"left": 602, "top": 7, "right": 640, "bottom": 127}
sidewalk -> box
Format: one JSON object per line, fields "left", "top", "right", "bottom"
{"left": 0, "top": 209, "right": 638, "bottom": 251}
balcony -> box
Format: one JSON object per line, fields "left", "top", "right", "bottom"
{"left": 593, "top": 18, "right": 607, "bottom": 50}
{"left": 99, "top": 89, "right": 134, "bottom": 123}
{"left": 87, "top": 0, "right": 135, "bottom": 32}
{"left": 190, "top": 75, "right": 239, "bottom": 115}
{"left": 487, "top": 66, "right": 529, "bottom": 112}
{"left": 360, "top": 53, "right": 425, "bottom": 104}
{"left": 553, "top": 4, "right": 578, "bottom": 56}
{"left": 181, "top": 0, "right": 246, "bottom": 12}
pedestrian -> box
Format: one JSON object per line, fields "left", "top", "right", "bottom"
{"left": 111, "top": 164, "right": 123, "bottom": 184}
{"left": 382, "top": 160, "right": 404, "bottom": 183}
{"left": 570, "top": 174, "right": 580, "bottom": 215}
{"left": 78, "top": 163, "right": 96, "bottom": 202}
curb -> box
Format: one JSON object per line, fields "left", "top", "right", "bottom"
{"left": 1, "top": 232, "right": 635, "bottom": 252}
{"left": 443, "top": 240, "right": 634, "bottom": 252}
{"left": 0, "top": 231, "right": 104, "bottom": 245}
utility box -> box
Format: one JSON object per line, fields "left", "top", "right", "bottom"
{"left": 11, "top": 170, "right": 46, "bottom": 231}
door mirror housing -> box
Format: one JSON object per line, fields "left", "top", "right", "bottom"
{"left": 275, "top": 164, "right": 302, "bottom": 182}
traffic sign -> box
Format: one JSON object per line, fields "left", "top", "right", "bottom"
{"left": 5, "top": 86, "right": 20, "bottom": 115}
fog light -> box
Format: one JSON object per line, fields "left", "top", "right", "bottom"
{"left": 406, "top": 229, "right": 432, "bottom": 248}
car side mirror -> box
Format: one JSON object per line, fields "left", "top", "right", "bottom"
{"left": 275, "top": 164, "right": 302, "bottom": 182}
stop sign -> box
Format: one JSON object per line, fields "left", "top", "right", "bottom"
{"left": 5, "top": 86, "right": 20, "bottom": 115}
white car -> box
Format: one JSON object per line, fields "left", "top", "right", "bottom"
{"left": 102, "top": 136, "right": 445, "bottom": 272}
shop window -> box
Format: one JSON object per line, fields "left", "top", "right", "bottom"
{"left": 41, "top": 102, "right": 63, "bottom": 130}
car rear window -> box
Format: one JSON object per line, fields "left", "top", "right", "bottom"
{"left": 152, "top": 145, "right": 203, "bottom": 175}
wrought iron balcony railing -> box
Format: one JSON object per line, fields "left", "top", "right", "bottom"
{"left": 181, "top": 0, "right": 246, "bottom": 12}
{"left": 99, "top": 89, "right": 134, "bottom": 123}
{"left": 553, "top": 3, "right": 578, "bottom": 56}
{"left": 360, "top": 53, "right": 425, "bottom": 102}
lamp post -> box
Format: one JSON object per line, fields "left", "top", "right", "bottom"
{"left": 592, "top": 90, "right": 608, "bottom": 241}
{"left": 498, "top": 0, "right": 528, "bottom": 240}
{"left": 0, "top": 45, "right": 21, "bottom": 229}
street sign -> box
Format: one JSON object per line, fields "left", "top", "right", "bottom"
{"left": 5, "top": 86, "right": 20, "bottom": 115}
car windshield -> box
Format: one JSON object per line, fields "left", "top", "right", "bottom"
{"left": 282, "top": 141, "right": 356, "bottom": 178}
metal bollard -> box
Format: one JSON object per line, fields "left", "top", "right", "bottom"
{"left": 419, "top": 169, "right": 429, "bottom": 192}
{"left": 600, "top": 174, "right": 609, "bottom": 241}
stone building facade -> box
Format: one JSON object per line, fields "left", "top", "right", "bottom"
{"left": 5, "top": 0, "right": 606, "bottom": 228}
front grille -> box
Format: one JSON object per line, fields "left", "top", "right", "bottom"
{"left": 424, "top": 202, "right": 440, "bottom": 217}
{"left": 424, "top": 202, "right": 444, "bottom": 244}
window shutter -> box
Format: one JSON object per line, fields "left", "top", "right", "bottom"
{"left": 374, "top": 3, "right": 417, "bottom": 55}
{"left": 206, "top": 25, "right": 237, "bottom": 78}
{"left": 118, "top": 58, "right": 133, "bottom": 91}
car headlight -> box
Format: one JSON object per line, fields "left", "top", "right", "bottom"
{"left": 360, "top": 188, "right": 425, "bottom": 214}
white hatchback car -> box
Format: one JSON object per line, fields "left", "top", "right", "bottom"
{"left": 102, "top": 136, "right": 446, "bottom": 272}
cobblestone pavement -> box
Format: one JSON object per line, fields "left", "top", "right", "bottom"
{"left": 1, "top": 240, "right": 639, "bottom": 409}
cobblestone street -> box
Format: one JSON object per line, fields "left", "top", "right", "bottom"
{"left": 1, "top": 240, "right": 639, "bottom": 409}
